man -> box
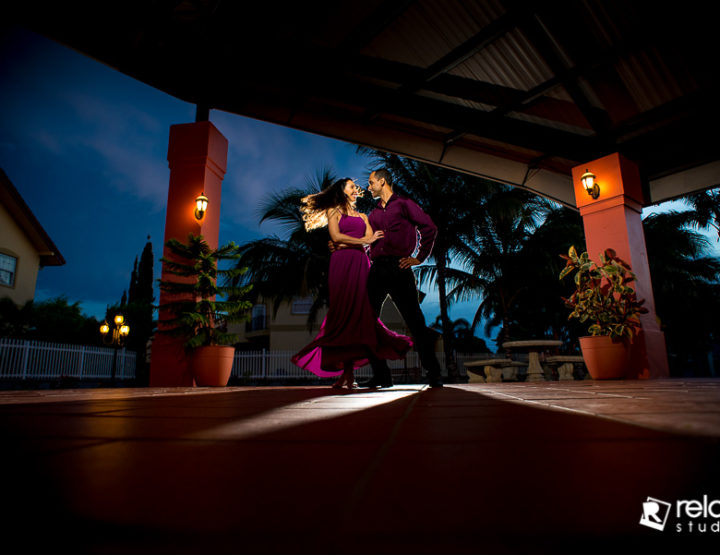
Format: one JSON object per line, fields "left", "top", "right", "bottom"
{"left": 361, "top": 168, "right": 444, "bottom": 388}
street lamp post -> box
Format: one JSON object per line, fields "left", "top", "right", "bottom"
{"left": 100, "top": 314, "right": 130, "bottom": 382}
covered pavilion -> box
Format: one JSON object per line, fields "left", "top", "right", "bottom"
{"left": 13, "top": 0, "right": 719, "bottom": 204}
{"left": 12, "top": 0, "right": 720, "bottom": 385}
{"left": 4, "top": 2, "right": 720, "bottom": 552}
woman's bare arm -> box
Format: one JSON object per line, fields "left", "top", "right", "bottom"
{"left": 327, "top": 209, "right": 383, "bottom": 245}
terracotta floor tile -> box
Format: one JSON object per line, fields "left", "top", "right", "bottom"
{"left": 1, "top": 381, "right": 719, "bottom": 553}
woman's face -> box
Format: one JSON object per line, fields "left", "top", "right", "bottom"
{"left": 343, "top": 180, "right": 361, "bottom": 204}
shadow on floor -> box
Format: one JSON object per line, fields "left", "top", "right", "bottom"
{"left": 1, "top": 386, "right": 719, "bottom": 553}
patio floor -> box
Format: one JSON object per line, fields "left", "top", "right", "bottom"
{"left": 2, "top": 379, "right": 719, "bottom": 553}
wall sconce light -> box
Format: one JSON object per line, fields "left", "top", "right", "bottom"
{"left": 195, "top": 192, "right": 209, "bottom": 220}
{"left": 580, "top": 169, "right": 600, "bottom": 199}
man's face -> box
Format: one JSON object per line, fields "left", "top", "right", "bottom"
{"left": 367, "top": 172, "right": 384, "bottom": 198}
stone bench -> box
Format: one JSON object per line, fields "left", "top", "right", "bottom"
{"left": 464, "top": 358, "right": 526, "bottom": 383}
{"left": 544, "top": 356, "right": 586, "bottom": 380}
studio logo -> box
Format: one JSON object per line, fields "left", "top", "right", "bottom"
{"left": 640, "top": 495, "right": 720, "bottom": 533}
{"left": 640, "top": 496, "right": 672, "bottom": 531}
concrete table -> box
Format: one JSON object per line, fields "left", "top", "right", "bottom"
{"left": 501, "top": 340, "right": 562, "bottom": 382}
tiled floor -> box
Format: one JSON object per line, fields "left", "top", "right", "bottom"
{"left": 2, "top": 380, "right": 719, "bottom": 553}
{"left": 460, "top": 379, "right": 720, "bottom": 437}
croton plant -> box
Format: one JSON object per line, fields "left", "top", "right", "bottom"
{"left": 559, "top": 246, "right": 648, "bottom": 340}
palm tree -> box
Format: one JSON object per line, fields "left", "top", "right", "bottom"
{"left": 512, "top": 205, "right": 587, "bottom": 348}
{"left": 434, "top": 187, "right": 552, "bottom": 352}
{"left": 228, "top": 169, "right": 338, "bottom": 328}
{"left": 358, "top": 148, "right": 501, "bottom": 380}
{"left": 643, "top": 209, "right": 720, "bottom": 376}
{"left": 683, "top": 186, "right": 720, "bottom": 241}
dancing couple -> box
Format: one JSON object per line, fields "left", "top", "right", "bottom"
{"left": 291, "top": 168, "right": 444, "bottom": 389}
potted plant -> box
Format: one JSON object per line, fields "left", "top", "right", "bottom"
{"left": 559, "top": 246, "right": 648, "bottom": 379}
{"left": 158, "top": 233, "right": 252, "bottom": 386}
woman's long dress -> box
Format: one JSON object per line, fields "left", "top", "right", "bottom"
{"left": 292, "top": 214, "right": 412, "bottom": 377}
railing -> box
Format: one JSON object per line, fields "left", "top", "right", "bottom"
{"left": 233, "top": 350, "right": 478, "bottom": 379}
{"left": 0, "top": 340, "right": 486, "bottom": 383}
{"left": 0, "top": 338, "right": 137, "bottom": 380}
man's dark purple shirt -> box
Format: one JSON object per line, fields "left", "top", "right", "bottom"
{"left": 368, "top": 194, "right": 437, "bottom": 262}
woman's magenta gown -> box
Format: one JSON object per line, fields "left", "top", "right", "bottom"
{"left": 292, "top": 214, "right": 412, "bottom": 377}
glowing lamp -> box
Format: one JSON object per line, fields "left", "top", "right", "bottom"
{"left": 100, "top": 322, "right": 110, "bottom": 335}
{"left": 580, "top": 169, "right": 600, "bottom": 199}
{"left": 120, "top": 325, "right": 130, "bottom": 337}
{"left": 114, "top": 314, "right": 124, "bottom": 326}
{"left": 195, "top": 192, "right": 209, "bottom": 220}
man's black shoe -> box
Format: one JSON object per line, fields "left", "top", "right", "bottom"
{"left": 359, "top": 376, "right": 393, "bottom": 388}
{"left": 427, "top": 376, "right": 444, "bottom": 388}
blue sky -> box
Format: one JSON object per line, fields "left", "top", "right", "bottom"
{"left": 3, "top": 25, "right": 716, "bottom": 351}
{"left": 1, "top": 25, "right": 485, "bottom": 339}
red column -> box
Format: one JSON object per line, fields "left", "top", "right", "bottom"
{"left": 571, "top": 153, "right": 669, "bottom": 378}
{"left": 149, "top": 121, "right": 228, "bottom": 386}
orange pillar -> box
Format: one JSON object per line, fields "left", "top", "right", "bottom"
{"left": 149, "top": 121, "right": 228, "bottom": 386}
{"left": 571, "top": 153, "right": 669, "bottom": 379}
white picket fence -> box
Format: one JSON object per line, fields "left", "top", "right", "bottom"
{"left": 0, "top": 338, "right": 137, "bottom": 380}
{"left": 232, "top": 350, "right": 481, "bottom": 380}
{"left": 0, "top": 339, "right": 489, "bottom": 382}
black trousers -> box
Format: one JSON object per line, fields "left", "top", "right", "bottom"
{"left": 366, "top": 256, "right": 442, "bottom": 379}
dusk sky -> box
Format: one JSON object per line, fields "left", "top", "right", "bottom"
{"left": 1, "top": 25, "right": 488, "bottom": 338}
{"left": 3, "top": 25, "right": 710, "bottom": 349}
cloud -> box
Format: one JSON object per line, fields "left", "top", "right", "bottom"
{"left": 213, "top": 110, "right": 371, "bottom": 237}
{"left": 39, "top": 91, "right": 174, "bottom": 210}
{"left": 5, "top": 65, "right": 191, "bottom": 212}
{"left": 82, "top": 133, "right": 170, "bottom": 211}
{"left": 1, "top": 28, "right": 388, "bottom": 324}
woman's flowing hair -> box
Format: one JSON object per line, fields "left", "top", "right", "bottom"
{"left": 300, "top": 177, "right": 355, "bottom": 231}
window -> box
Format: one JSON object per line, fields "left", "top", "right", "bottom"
{"left": 291, "top": 296, "right": 313, "bottom": 314}
{"left": 249, "top": 304, "right": 266, "bottom": 331}
{"left": 0, "top": 253, "right": 17, "bottom": 287}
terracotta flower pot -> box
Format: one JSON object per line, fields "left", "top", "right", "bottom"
{"left": 579, "top": 335, "right": 630, "bottom": 379}
{"left": 192, "top": 345, "right": 235, "bottom": 386}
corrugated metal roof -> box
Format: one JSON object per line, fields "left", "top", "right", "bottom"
{"left": 361, "top": 0, "right": 505, "bottom": 67}
{"left": 614, "top": 50, "right": 695, "bottom": 113}
{"left": 449, "top": 28, "right": 553, "bottom": 91}
{"left": 15, "top": 0, "right": 720, "bottom": 206}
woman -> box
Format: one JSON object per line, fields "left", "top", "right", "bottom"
{"left": 291, "top": 178, "right": 412, "bottom": 389}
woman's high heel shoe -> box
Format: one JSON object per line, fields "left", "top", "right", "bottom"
{"left": 343, "top": 372, "right": 358, "bottom": 390}
{"left": 332, "top": 373, "right": 357, "bottom": 390}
